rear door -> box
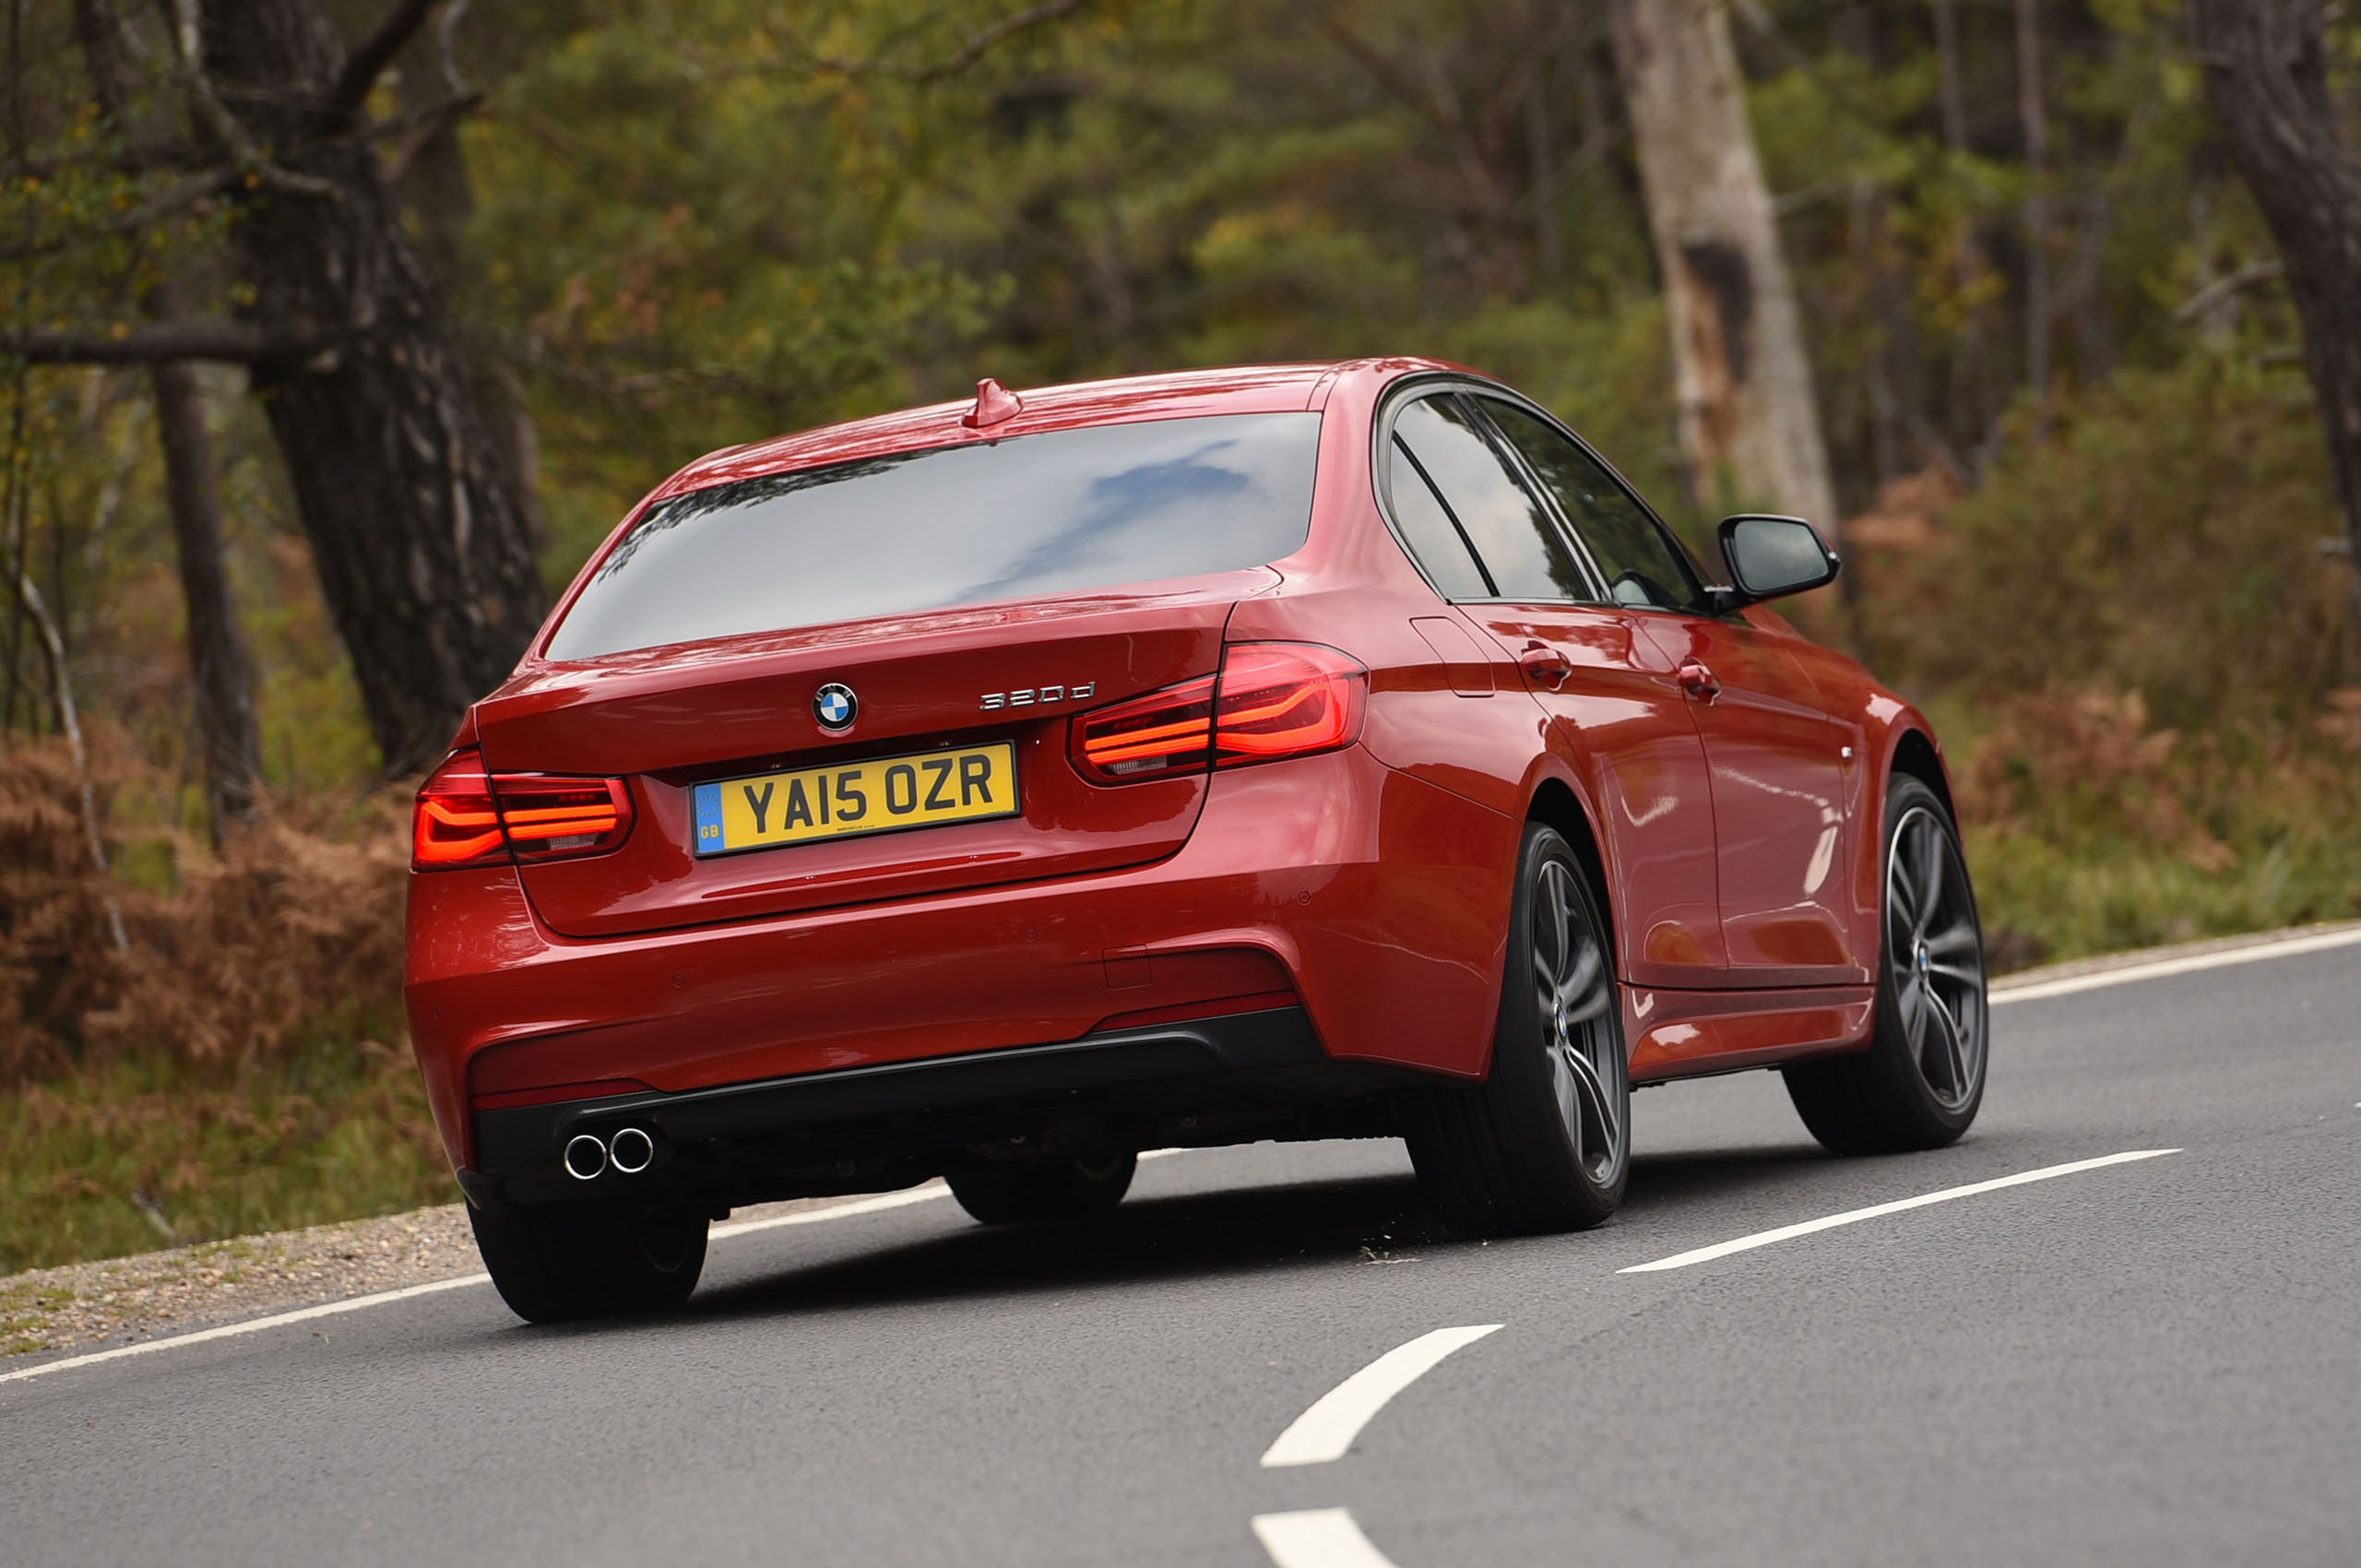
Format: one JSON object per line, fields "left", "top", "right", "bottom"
{"left": 478, "top": 410, "right": 1321, "bottom": 938}
{"left": 1474, "top": 396, "right": 1861, "bottom": 984}
{"left": 1382, "top": 389, "right": 1727, "bottom": 986}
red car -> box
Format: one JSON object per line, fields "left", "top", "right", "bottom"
{"left": 406, "top": 359, "right": 1988, "bottom": 1323}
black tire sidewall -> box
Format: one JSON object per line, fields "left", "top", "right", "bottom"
{"left": 469, "top": 1198, "right": 706, "bottom": 1323}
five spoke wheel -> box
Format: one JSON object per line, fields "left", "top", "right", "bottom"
{"left": 1406, "top": 824, "right": 1630, "bottom": 1235}
{"left": 1784, "top": 776, "right": 1988, "bottom": 1154}
{"left": 1532, "top": 858, "right": 1625, "bottom": 1186}
{"left": 1885, "top": 803, "right": 1986, "bottom": 1112}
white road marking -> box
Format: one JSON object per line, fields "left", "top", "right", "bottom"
{"left": 0, "top": 1276, "right": 489, "bottom": 1387}
{"left": 1252, "top": 1509, "right": 1404, "bottom": 1568}
{"left": 3, "top": 1150, "right": 1197, "bottom": 1388}
{"left": 709, "top": 1181, "right": 951, "bottom": 1240}
{"left": 1992, "top": 925, "right": 2361, "bottom": 1004}
{"left": 1260, "top": 1324, "right": 1502, "bottom": 1467}
{"left": 1619, "top": 1148, "right": 2180, "bottom": 1274}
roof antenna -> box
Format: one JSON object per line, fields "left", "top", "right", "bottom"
{"left": 962, "top": 376, "right": 1024, "bottom": 429}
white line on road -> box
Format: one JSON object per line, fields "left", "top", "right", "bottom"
{"left": 0, "top": 1275, "right": 490, "bottom": 1388}
{"left": 1260, "top": 1324, "right": 1502, "bottom": 1467}
{"left": 1992, "top": 925, "right": 2361, "bottom": 1004}
{"left": 2, "top": 1151, "right": 1195, "bottom": 1389}
{"left": 1619, "top": 1148, "right": 2180, "bottom": 1274}
{"left": 709, "top": 1180, "right": 952, "bottom": 1240}
{"left": 1252, "top": 1509, "right": 1404, "bottom": 1568}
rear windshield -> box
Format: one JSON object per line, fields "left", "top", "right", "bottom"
{"left": 544, "top": 411, "right": 1322, "bottom": 660}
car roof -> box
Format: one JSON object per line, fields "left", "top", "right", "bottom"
{"left": 648, "top": 356, "right": 1470, "bottom": 504}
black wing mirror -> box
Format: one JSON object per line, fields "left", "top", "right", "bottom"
{"left": 1713, "top": 515, "right": 1841, "bottom": 609}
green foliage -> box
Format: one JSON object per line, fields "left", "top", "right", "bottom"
{"left": 1866, "top": 356, "right": 2351, "bottom": 732}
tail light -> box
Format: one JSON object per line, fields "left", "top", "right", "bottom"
{"left": 1071, "top": 643, "right": 1365, "bottom": 784}
{"left": 412, "top": 748, "right": 635, "bottom": 871}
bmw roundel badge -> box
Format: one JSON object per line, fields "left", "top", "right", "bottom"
{"left": 813, "top": 683, "right": 859, "bottom": 731}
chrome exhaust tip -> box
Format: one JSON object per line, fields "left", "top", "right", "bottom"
{"left": 609, "top": 1126, "right": 655, "bottom": 1175}
{"left": 563, "top": 1134, "right": 608, "bottom": 1181}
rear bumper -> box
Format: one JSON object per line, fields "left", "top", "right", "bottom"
{"left": 462, "top": 1004, "right": 1376, "bottom": 1208}
{"left": 408, "top": 744, "right": 1522, "bottom": 1175}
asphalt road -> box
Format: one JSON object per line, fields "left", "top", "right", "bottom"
{"left": 6, "top": 938, "right": 2358, "bottom": 1568}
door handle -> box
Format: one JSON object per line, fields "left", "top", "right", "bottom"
{"left": 1678, "top": 659, "right": 1721, "bottom": 702}
{"left": 1518, "top": 643, "right": 1573, "bottom": 692}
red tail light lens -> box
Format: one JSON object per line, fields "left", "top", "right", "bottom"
{"left": 494, "top": 774, "right": 635, "bottom": 861}
{"left": 411, "top": 749, "right": 635, "bottom": 871}
{"left": 1072, "top": 674, "right": 1217, "bottom": 781}
{"left": 1211, "top": 644, "right": 1365, "bottom": 763}
{"left": 1070, "top": 644, "right": 1365, "bottom": 784}
{"left": 413, "top": 751, "right": 503, "bottom": 868}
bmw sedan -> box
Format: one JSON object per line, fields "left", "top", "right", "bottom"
{"left": 405, "top": 359, "right": 1989, "bottom": 1322}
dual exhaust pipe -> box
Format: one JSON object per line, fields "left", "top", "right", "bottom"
{"left": 563, "top": 1126, "right": 656, "bottom": 1181}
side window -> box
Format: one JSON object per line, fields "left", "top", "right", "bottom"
{"left": 1392, "top": 395, "right": 1589, "bottom": 603}
{"left": 1479, "top": 398, "right": 1705, "bottom": 613}
{"left": 1384, "top": 443, "right": 1494, "bottom": 600}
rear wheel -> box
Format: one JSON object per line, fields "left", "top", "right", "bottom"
{"left": 948, "top": 1150, "right": 1137, "bottom": 1225}
{"left": 467, "top": 1198, "right": 708, "bottom": 1324}
{"left": 1784, "top": 775, "right": 1987, "bottom": 1153}
{"left": 1406, "top": 823, "right": 1629, "bottom": 1237}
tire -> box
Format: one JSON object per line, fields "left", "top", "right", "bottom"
{"left": 467, "top": 1197, "right": 708, "bottom": 1324}
{"left": 1405, "top": 823, "right": 1630, "bottom": 1237}
{"left": 1784, "top": 774, "right": 1989, "bottom": 1154}
{"left": 947, "top": 1150, "right": 1137, "bottom": 1225}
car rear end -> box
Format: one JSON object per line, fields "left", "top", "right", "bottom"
{"left": 406, "top": 370, "right": 1487, "bottom": 1217}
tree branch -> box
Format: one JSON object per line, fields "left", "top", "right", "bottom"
{"left": 0, "top": 167, "right": 239, "bottom": 263}
{"left": 332, "top": 0, "right": 443, "bottom": 117}
{"left": 163, "top": 0, "right": 337, "bottom": 197}
{"left": 0, "top": 320, "right": 326, "bottom": 365}
{"left": 1292, "top": 2, "right": 1519, "bottom": 229}
{"left": 369, "top": 88, "right": 482, "bottom": 140}
{"left": 798, "top": 0, "right": 1090, "bottom": 83}
{"left": 2171, "top": 258, "right": 2285, "bottom": 325}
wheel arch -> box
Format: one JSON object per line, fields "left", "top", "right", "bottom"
{"left": 1887, "top": 726, "right": 1957, "bottom": 822}
{"left": 1524, "top": 774, "right": 1618, "bottom": 969}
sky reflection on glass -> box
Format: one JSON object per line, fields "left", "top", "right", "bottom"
{"left": 546, "top": 413, "right": 1321, "bottom": 660}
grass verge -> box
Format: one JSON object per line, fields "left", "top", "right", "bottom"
{"left": 0, "top": 1041, "right": 455, "bottom": 1277}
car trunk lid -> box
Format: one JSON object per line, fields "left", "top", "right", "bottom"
{"left": 473, "top": 581, "right": 1253, "bottom": 937}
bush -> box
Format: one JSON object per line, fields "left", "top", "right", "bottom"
{"left": 0, "top": 734, "right": 408, "bottom": 1092}
{"left": 1945, "top": 683, "right": 2361, "bottom": 965}
{"left": 1859, "top": 358, "right": 2354, "bottom": 732}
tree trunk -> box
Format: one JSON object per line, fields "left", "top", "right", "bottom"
{"left": 152, "top": 349, "right": 262, "bottom": 836}
{"left": 2189, "top": 0, "right": 2361, "bottom": 634}
{"left": 394, "top": 31, "right": 546, "bottom": 550}
{"left": 199, "top": 0, "right": 544, "bottom": 776}
{"left": 1931, "top": 0, "right": 1990, "bottom": 448}
{"left": 70, "top": 0, "right": 262, "bottom": 837}
{"left": 2016, "top": 0, "right": 2051, "bottom": 431}
{"left": 1608, "top": 0, "right": 1836, "bottom": 527}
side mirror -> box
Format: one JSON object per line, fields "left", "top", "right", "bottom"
{"left": 1715, "top": 514, "right": 1840, "bottom": 607}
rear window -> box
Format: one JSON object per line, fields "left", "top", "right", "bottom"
{"left": 544, "top": 412, "right": 1322, "bottom": 660}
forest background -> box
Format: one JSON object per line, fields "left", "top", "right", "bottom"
{"left": 3, "top": 0, "right": 2358, "bottom": 1279}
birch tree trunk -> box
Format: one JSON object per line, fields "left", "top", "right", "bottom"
{"left": 1608, "top": 0, "right": 1835, "bottom": 526}
{"left": 2189, "top": 0, "right": 2361, "bottom": 629}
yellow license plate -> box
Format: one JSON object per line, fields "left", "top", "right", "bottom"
{"left": 692, "top": 742, "right": 1018, "bottom": 856}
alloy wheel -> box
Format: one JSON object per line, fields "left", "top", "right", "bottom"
{"left": 1531, "top": 858, "right": 1627, "bottom": 1184}
{"left": 1884, "top": 804, "right": 1987, "bottom": 1111}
